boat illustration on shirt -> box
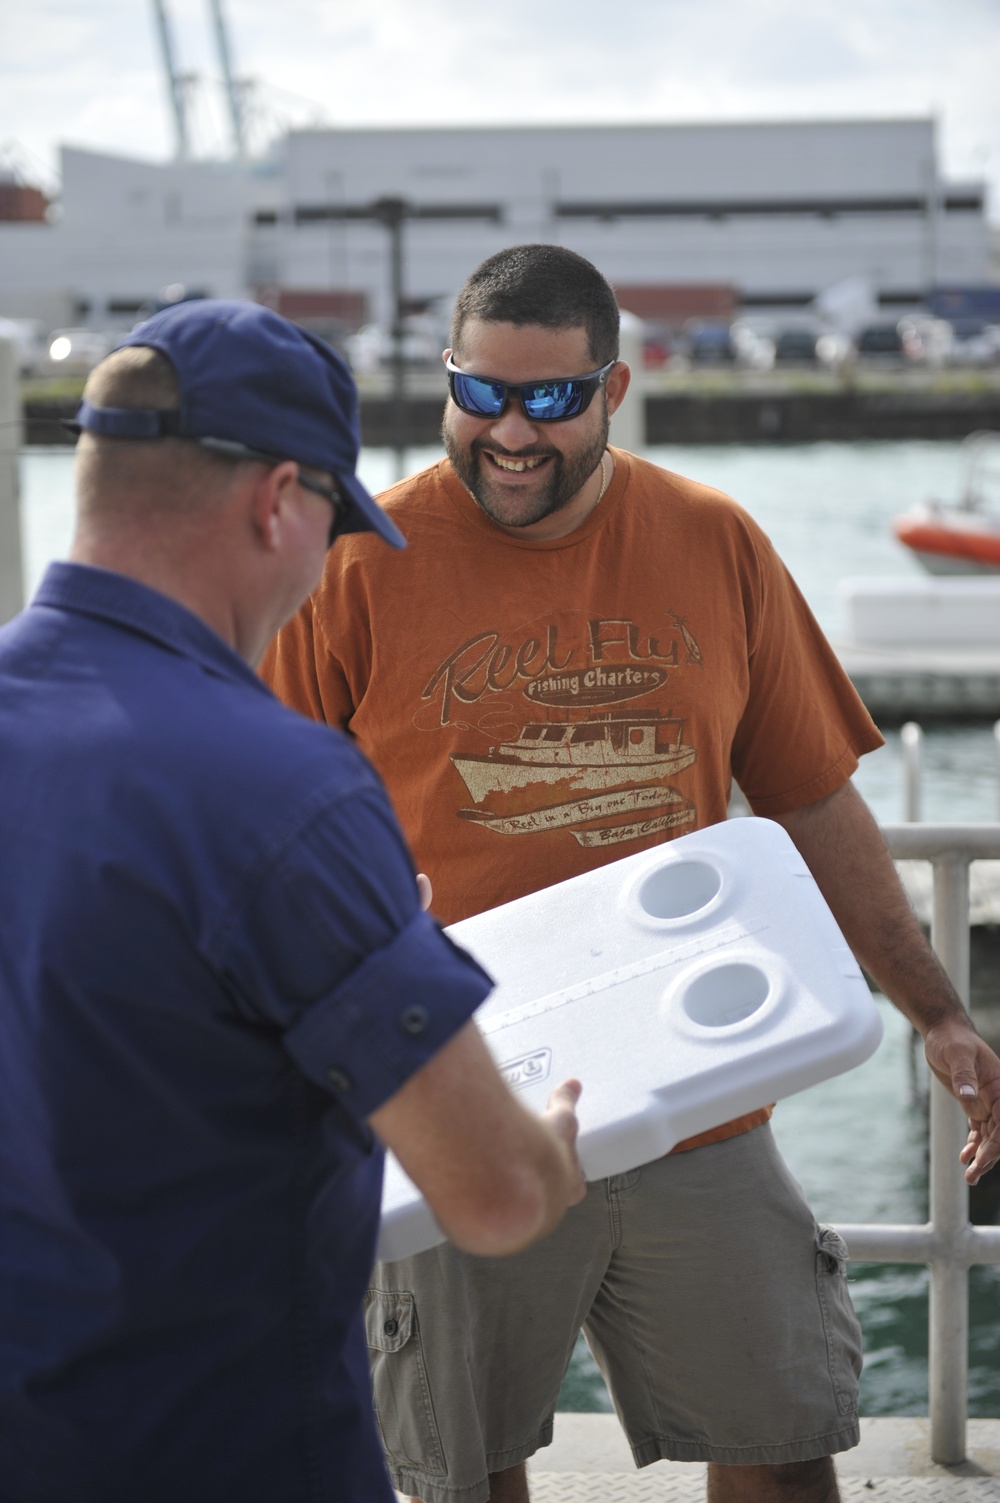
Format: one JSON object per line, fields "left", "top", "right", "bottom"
{"left": 451, "top": 713, "right": 697, "bottom": 846}
{"left": 452, "top": 714, "right": 695, "bottom": 801}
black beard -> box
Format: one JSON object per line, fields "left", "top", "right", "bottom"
{"left": 442, "top": 406, "right": 610, "bottom": 531}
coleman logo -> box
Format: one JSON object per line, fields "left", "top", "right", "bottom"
{"left": 500, "top": 1048, "right": 552, "bottom": 1090}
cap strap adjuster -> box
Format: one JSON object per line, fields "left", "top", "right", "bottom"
{"left": 66, "top": 401, "right": 183, "bottom": 439}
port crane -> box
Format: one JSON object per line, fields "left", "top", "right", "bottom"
{"left": 150, "top": 0, "right": 246, "bottom": 160}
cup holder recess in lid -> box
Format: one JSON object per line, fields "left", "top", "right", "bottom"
{"left": 681, "top": 961, "right": 772, "bottom": 1029}
{"left": 637, "top": 858, "right": 722, "bottom": 921}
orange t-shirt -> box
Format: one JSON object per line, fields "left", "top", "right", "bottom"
{"left": 263, "top": 448, "right": 882, "bottom": 1152}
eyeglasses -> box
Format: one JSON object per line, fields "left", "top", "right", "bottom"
{"left": 198, "top": 437, "right": 349, "bottom": 547}
{"left": 293, "top": 472, "right": 350, "bottom": 547}
{"left": 297, "top": 473, "right": 349, "bottom": 547}
{"left": 445, "top": 356, "right": 616, "bottom": 423}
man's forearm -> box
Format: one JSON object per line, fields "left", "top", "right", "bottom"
{"left": 371, "top": 1022, "right": 585, "bottom": 1257}
{"left": 773, "top": 779, "right": 1000, "bottom": 1182}
{"left": 773, "top": 780, "right": 967, "bottom": 1036}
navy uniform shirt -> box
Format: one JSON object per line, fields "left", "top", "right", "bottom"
{"left": 0, "top": 562, "right": 492, "bottom": 1503}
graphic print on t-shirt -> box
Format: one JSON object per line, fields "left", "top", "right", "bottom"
{"left": 419, "top": 610, "right": 702, "bottom": 848}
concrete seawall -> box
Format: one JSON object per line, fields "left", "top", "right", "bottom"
{"left": 25, "top": 372, "right": 1000, "bottom": 448}
{"left": 645, "top": 387, "right": 1000, "bottom": 443}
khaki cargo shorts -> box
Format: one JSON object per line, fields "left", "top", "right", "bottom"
{"left": 366, "top": 1123, "right": 862, "bottom": 1503}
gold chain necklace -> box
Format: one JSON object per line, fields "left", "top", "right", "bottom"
{"left": 595, "top": 450, "right": 610, "bottom": 506}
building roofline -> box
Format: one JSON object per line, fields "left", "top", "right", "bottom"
{"left": 288, "top": 115, "right": 935, "bottom": 141}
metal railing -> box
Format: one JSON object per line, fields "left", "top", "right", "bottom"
{"left": 834, "top": 823, "right": 1000, "bottom": 1465}
{"left": 899, "top": 720, "right": 1000, "bottom": 823}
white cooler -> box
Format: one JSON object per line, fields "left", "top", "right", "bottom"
{"left": 378, "top": 817, "right": 883, "bottom": 1262}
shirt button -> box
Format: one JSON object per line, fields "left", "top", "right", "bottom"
{"left": 326, "top": 1066, "right": 354, "bottom": 1093}
{"left": 383, "top": 1317, "right": 399, "bottom": 1337}
{"left": 399, "top": 1005, "right": 429, "bottom": 1035}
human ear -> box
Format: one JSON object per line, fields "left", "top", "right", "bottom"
{"left": 604, "top": 361, "right": 631, "bottom": 418}
{"left": 250, "top": 460, "right": 299, "bottom": 551}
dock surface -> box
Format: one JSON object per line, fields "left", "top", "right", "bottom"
{"left": 523, "top": 1414, "right": 1000, "bottom": 1501}
{"left": 394, "top": 1417, "right": 1000, "bottom": 1500}
{"left": 834, "top": 643, "right": 1000, "bottom": 723}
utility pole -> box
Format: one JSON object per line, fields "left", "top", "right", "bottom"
{"left": 924, "top": 151, "right": 939, "bottom": 297}
{"left": 373, "top": 197, "right": 408, "bottom": 482}
{"left": 150, "top": 0, "right": 190, "bottom": 159}
{"left": 292, "top": 193, "right": 499, "bottom": 470}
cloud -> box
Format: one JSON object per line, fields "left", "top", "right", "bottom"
{"left": 0, "top": 0, "right": 997, "bottom": 215}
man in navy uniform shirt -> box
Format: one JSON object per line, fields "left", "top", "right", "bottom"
{"left": 0, "top": 300, "right": 584, "bottom": 1503}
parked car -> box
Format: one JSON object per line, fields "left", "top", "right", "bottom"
{"left": 642, "top": 325, "right": 672, "bottom": 369}
{"left": 683, "top": 320, "right": 736, "bottom": 365}
{"left": 896, "top": 318, "right": 953, "bottom": 367}
{"left": 346, "top": 314, "right": 446, "bottom": 372}
{"left": 773, "top": 328, "right": 819, "bottom": 366}
{"left": 815, "top": 331, "right": 853, "bottom": 368}
{"left": 729, "top": 321, "right": 774, "bottom": 369}
{"left": 945, "top": 318, "right": 1000, "bottom": 367}
{"left": 853, "top": 322, "right": 906, "bottom": 361}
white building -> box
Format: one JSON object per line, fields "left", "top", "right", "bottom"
{"left": 0, "top": 118, "right": 991, "bottom": 334}
{"left": 0, "top": 146, "right": 278, "bottom": 330}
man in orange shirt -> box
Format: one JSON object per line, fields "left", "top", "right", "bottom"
{"left": 264, "top": 245, "right": 1000, "bottom": 1503}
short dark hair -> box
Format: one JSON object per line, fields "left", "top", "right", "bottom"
{"left": 450, "top": 244, "right": 621, "bottom": 366}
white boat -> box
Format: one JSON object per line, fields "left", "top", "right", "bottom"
{"left": 833, "top": 574, "right": 1000, "bottom": 719}
{"left": 892, "top": 431, "right": 1000, "bottom": 574}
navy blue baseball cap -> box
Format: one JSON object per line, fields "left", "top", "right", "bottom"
{"left": 71, "top": 298, "right": 406, "bottom": 549}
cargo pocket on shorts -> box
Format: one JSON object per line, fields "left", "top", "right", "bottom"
{"left": 814, "top": 1226, "right": 863, "bottom": 1417}
{"left": 365, "top": 1287, "right": 446, "bottom": 1477}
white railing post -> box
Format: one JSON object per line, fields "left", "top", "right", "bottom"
{"left": 901, "top": 721, "right": 923, "bottom": 822}
{"left": 835, "top": 825, "right": 1000, "bottom": 1468}
{"left": 0, "top": 336, "right": 24, "bottom": 624}
{"left": 928, "top": 851, "right": 971, "bottom": 1464}
{"left": 609, "top": 311, "right": 646, "bottom": 453}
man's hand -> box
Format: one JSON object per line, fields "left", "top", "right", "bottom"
{"left": 923, "top": 1017, "right": 1000, "bottom": 1184}
{"left": 371, "top": 1023, "right": 585, "bottom": 1256}
{"left": 541, "top": 1079, "right": 586, "bottom": 1205}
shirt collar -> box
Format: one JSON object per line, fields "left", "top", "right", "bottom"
{"left": 34, "top": 561, "right": 271, "bottom": 695}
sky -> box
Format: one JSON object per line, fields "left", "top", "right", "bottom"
{"left": 2, "top": 0, "right": 1000, "bottom": 221}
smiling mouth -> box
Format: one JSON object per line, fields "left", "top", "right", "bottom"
{"left": 486, "top": 452, "right": 550, "bottom": 474}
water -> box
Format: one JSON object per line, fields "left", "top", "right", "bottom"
{"left": 22, "top": 441, "right": 998, "bottom": 830}
{"left": 17, "top": 440, "right": 1000, "bottom": 1417}
{"left": 15, "top": 439, "right": 949, "bottom": 629}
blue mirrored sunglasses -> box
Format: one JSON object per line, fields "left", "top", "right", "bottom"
{"left": 445, "top": 356, "right": 616, "bottom": 423}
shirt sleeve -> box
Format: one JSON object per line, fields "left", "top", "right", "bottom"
{"left": 214, "top": 780, "right": 494, "bottom": 1120}
{"left": 730, "top": 530, "right": 884, "bottom": 815}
